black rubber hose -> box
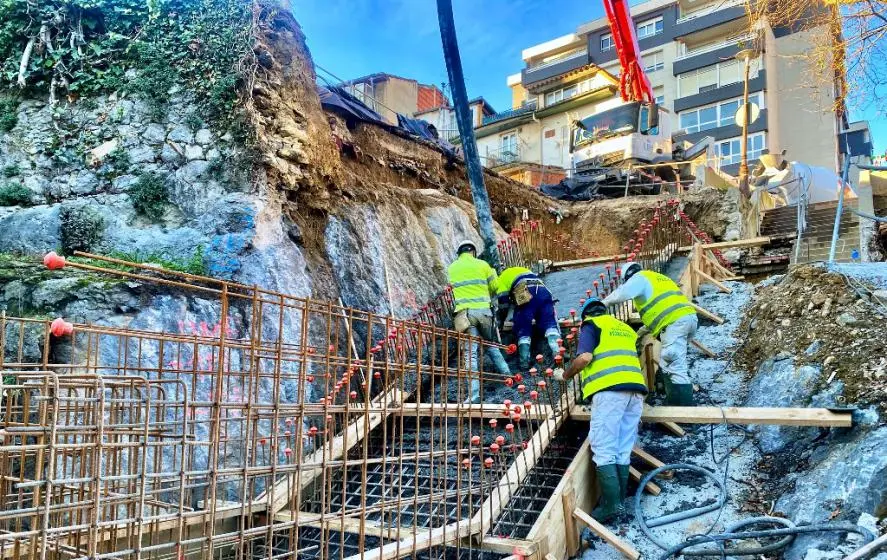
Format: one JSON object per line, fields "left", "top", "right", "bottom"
{"left": 658, "top": 522, "right": 876, "bottom": 560}
{"left": 634, "top": 463, "right": 726, "bottom": 535}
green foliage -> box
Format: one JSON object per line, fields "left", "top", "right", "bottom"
{"left": 0, "top": 182, "right": 32, "bottom": 206}
{"left": 129, "top": 172, "right": 169, "bottom": 221}
{"left": 0, "top": 0, "right": 254, "bottom": 131}
{"left": 184, "top": 111, "right": 203, "bottom": 132}
{"left": 59, "top": 205, "right": 105, "bottom": 255}
{"left": 2, "top": 163, "right": 20, "bottom": 177}
{"left": 0, "top": 96, "right": 17, "bottom": 132}
{"left": 99, "top": 145, "right": 131, "bottom": 180}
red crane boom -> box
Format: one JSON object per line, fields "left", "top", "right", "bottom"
{"left": 602, "top": 0, "right": 655, "bottom": 103}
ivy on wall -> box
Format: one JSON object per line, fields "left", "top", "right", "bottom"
{"left": 0, "top": 0, "right": 255, "bottom": 128}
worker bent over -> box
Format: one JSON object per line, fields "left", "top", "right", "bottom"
{"left": 558, "top": 298, "right": 646, "bottom": 522}
{"left": 602, "top": 262, "right": 698, "bottom": 406}
{"left": 447, "top": 240, "right": 511, "bottom": 403}
{"left": 496, "top": 266, "right": 561, "bottom": 370}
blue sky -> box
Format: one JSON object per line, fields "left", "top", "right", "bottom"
{"left": 296, "top": 0, "right": 885, "bottom": 156}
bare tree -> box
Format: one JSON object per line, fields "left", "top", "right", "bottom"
{"left": 746, "top": 0, "right": 887, "bottom": 117}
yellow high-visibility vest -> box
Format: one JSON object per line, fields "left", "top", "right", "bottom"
{"left": 447, "top": 253, "right": 497, "bottom": 312}
{"left": 579, "top": 315, "right": 646, "bottom": 399}
{"left": 495, "top": 266, "right": 534, "bottom": 301}
{"left": 632, "top": 270, "right": 695, "bottom": 336}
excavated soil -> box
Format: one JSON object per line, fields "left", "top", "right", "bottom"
{"left": 735, "top": 264, "right": 887, "bottom": 412}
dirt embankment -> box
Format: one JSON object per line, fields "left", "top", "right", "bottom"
{"left": 736, "top": 265, "right": 887, "bottom": 412}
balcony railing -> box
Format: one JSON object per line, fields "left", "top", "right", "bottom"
{"left": 484, "top": 144, "right": 522, "bottom": 167}
{"left": 676, "top": 0, "right": 745, "bottom": 24}
{"left": 481, "top": 101, "right": 537, "bottom": 126}
{"left": 526, "top": 48, "right": 588, "bottom": 72}
{"left": 674, "top": 33, "right": 756, "bottom": 61}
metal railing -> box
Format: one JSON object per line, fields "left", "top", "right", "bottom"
{"left": 526, "top": 48, "right": 588, "bottom": 72}
{"left": 483, "top": 144, "right": 522, "bottom": 167}
{"left": 481, "top": 102, "right": 537, "bottom": 126}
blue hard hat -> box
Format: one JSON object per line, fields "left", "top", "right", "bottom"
{"left": 581, "top": 297, "right": 607, "bottom": 318}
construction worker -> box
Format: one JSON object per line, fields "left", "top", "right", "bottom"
{"left": 555, "top": 298, "right": 646, "bottom": 522}
{"left": 602, "top": 262, "right": 697, "bottom": 406}
{"left": 495, "top": 266, "right": 560, "bottom": 370}
{"left": 447, "top": 240, "right": 511, "bottom": 403}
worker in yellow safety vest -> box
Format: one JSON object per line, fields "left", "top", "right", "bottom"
{"left": 557, "top": 297, "right": 646, "bottom": 522}
{"left": 602, "top": 262, "right": 697, "bottom": 405}
{"left": 495, "top": 266, "right": 561, "bottom": 370}
{"left": 447, "top": 240, "right": 511, "bottom": 403}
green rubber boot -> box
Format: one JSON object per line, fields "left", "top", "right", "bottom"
{"left": 616, "top": 464, "right": 630, "bottom": 514}
{"left": 592, "top": 464, "right": 621, "bottom": 523}
{"left": 673, "top": 383, "right": 696, "bottom": 406}
{"left": 662, "top": 374, "right": 676, "bottom": 404}
{"left": 518, "top": 343, "right": 531, "bottom": 371}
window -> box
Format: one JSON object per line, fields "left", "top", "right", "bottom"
{"left": 678, "top": 93, "right": 763, "bottom": 133}
{"left": 636, "top": 17, "right": 664, "bottom": 39}
{"left": 543, "top": 76, "right": 602, "bottom": 107}
{"left": 653, "top": 86, "right": 665, "bottom": 105}
{"left": 500, "top": 133, "right": 518, "bottom": 163}
{"left": 601, "top": 33, "right": 614, "bottom": 51}
{"left": 643, "top": 51, "right": 664, "bottom": 73}
{"left": 715, "top": 133, "right": 767, "bottom": 165}
{"left": 676, "top": 58, "right": 762, "bottom": 97}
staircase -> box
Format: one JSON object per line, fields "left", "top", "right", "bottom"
{"left": 761, "top": 200, "right": 860, "bottom": 264}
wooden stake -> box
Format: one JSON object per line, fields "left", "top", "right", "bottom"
{"left": 629, "top": 466, "right": 661, "bottom": 495}
{"left": 691, "top": 303, "right": 724, "bottom": 324}
{"left": 572, "top": 507, "right": 640, "bottom": 559}
{"left": 690, "top": 339, "right": 717, "bottom": 357}
{"left": 562, "top": 487, "right": 579, "bottom": 557}
{"left": 696, "top": 267, "right": 732, "bottom": 293}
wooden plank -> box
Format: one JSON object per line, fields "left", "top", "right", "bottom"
{"left": 678, "top": 236, "right": 776, "bottom": 252}
{"left": 631, "top": 446, "right": 673, "bottom": 479}
{"left": 572, "top": 405, "right": 851, "bottom": 428}
{"left": 695, "top": 267, "right": 732, "bottom": 294}
{"left": 691, "top": 339, "right": 717, "bottom": 357}
{"left": 640, "top": 405, "right": 853, "bottom": 427}
{"left": 472, "top": 536, "right": 537, "bottom": 557}
{"left": 550, "top": 253, "right": 628, "bottom": 270}
{"left": 390, "top": 402, "right": 554, "bottom": 419}
{"left": 257, "top": 386, "right": 406, "bottom": 515}
{"left": 562, "top": 487, "right": 580, "bottom": 558}
{"left": 572, "top": 507, "right": 640, "bottom": 559}
{"left": 660, "top": 421, "right": 686, "bottom": 437}
{"left": 342, "top": 518, "right": 477, "bottom": 560}
{"left": 273, "top": 512, "right": 429, "bottom": 541}
{"left": 691, "top": 303, "right": 724, "bottom": 324}
{"left": 629, "top": 466, "right": 661, "bottom": 495}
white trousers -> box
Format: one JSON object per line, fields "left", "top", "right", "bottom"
{"left": 660, "top": 314, "right": 698, "bottom": 385}
{"left": 589, "top": 391, "right": 644, "bottom": 467}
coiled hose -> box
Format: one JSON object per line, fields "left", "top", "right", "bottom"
{"left": 634, "top": 463, "right": 876, "bottom": 559}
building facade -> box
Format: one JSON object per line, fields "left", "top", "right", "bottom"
{"left": 485, "top": 0, "right": 848, "bottom": 180}
{"left": 341, "top": 73, "right": 450, "bottom": 126}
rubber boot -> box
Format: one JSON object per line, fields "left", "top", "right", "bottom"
{"left": 616, "top": 464, "right": 630, "bottom": 514}
{"left": 673, "top": 383, "right": 695, "bottom": 406}
{"left": 518, "top": 342, "right": 531, "bottom": 371}
{"left": 463, "top": 379, "right": 481, "bottom": 404}
{"left": 662, "top": 374, "right": 676, "bottom": 404}
{"left": 546, "top": 333, "right": 560, "bottom": 362}
{"left": 592, "top": 464, "right": 621, "bottom": 523}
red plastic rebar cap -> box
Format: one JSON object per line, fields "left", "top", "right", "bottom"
{"left": 513, "top": 373, "right": 523, "bottom": 383}
{"left": 535, "top": 354, "right": 544, "bottom": 363}
{"left": 512, "top": 405, "right": 522, "bottom": 415}
{"left": 505, "top": 423, "right": 514, "bottom": 432}
{"left": 506, "top": 343, "right": 517, "bottom": 355}
{"left": 471, "top": 435, "right": 481, "bottom": 445}
{"left": 537, "top": 380, "right": 547, "bottom": 388}
{"left": 50, "top": 318, "right": 73, "bottom": 337}
{"left": 517, "top": 384, "right": 526, "bottom": 393}
{"left": 488, "top": 419, "right": 498, "bottom": 427}
{"left": 503, "top": 399, "right": 512, "bottom": 407}
{"left": 43, "top": 251, "right": 66, "bottom": 270}
{"left": 495, "top": 435, "right": 505, "bottom": 445}
{"left": 484, "top": 457, "right": 494, "bottom": 468}
{"left": 504, "top": 377, "right": 514, "bottom": 387}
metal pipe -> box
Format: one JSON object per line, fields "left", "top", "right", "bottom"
{"left": 829, "top": 156, "right": 852, "bottom": 262}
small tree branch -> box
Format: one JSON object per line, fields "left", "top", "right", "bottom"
{"left": 17, "top": 36, "right": 36, "bottom": 87}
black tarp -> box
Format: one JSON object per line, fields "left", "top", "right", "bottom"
{"left": 318, "top": 86, "right": 387, "bottom": 126}
{"left": 540, "top": 177, "right": 603, "bottom": 201}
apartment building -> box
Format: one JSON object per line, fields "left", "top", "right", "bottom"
{"left": 483, "top": 0, "right": 847, "bottom": 181}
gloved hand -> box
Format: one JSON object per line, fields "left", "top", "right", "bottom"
{"left": 636, "top": 326, "right": 650, "bottom": 340}
{"left": 552, "top": 368, "right": 565, "bottom": 382}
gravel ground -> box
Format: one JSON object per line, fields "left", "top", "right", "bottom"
{"left": 827, "top": 262, "right": 887, "bottom": 290}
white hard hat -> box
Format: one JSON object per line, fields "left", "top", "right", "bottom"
{"left": 621, "top": 261, "right": 642, "bottom": 282}
{"left": 456, "top": 240, "right": 477, "bottom": 255}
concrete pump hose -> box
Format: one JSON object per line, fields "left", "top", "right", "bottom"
{"left": 633, "top": 463, "right": 876, "bottom": 559}
{"left": 657, "top": 522, "right": 875, "bottom": 560}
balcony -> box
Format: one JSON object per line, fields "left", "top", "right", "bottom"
{"left": 675, "top": 33, "right": 756, "bottom": 61}
{"left": 483, "top": 144, "right": 522, "bottom": 168}
{"left": 676, "top": 0, "right": 744, "bottom": 25}
{"left": 522, "top": 50, "right": 591, "bottom": 87}
{"left": 481, "top": 101, "right": 537, "bottom": 126}
{"left": 673, "top": 4, "right": 747, "bottom": 39}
